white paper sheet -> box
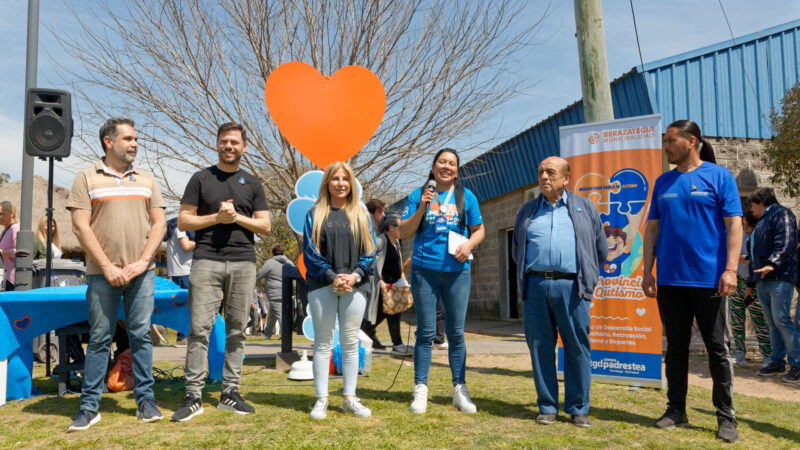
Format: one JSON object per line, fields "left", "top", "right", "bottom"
{"left": 447, "top": 231, "right": 473, "bottom": 260}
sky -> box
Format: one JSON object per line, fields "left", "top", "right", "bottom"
{"left": 1, "top": 0, "right": 799, "bottom": 196}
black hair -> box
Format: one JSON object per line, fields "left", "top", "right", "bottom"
{"left": 743, "top": 210, "right": 758, "bottom": 228}
{"left": 99, "top": 117, "right": 135, "bottom": 153}
{"left": 667, "top": 119, "right": 716, "bottom": 163}
{"left": 748, "top": 188, "right": 778, "bottom": 207}
{"left": 420, "top": 148, "right": 466, "bottom": 231}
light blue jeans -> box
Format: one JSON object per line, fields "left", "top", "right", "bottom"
{"left": 309, "top": 286, "right": 367, "bottom": 397}
{"left": 757, "top": 280, "right": 800, "bottom": 368}
{"left": 411, "top": 266, "right": 471, "bottom": 385}
{"left": 81, "top": 270, "right": 155, "bottom": 412}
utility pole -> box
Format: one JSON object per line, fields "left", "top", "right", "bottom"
{"left": 574, "top": 0, "right": 614, "bottom": 123}
{"left": 16, "top": 0, "right": 40, "bottom": 291}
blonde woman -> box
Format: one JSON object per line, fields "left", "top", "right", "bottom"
{"left": 34, "top": 215, "right": 63, "bottom": 260}
{"left": 302, "top": 161, "right": 375, "bottom": 420}
{"left": 0, "top": 201, "right": 20, "bottom": 291}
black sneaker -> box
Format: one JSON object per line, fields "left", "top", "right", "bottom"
{"left": 570, "top": 414, "right": 592, "bottom": 427}
{"left": 654, "top": 408, "right": 688, "bottom": 429}
{"left": 535, "top": 413, "right": 556, "bottom": 425}
{"left": 717, "top": 419, "right": 739, "bottom": 443}
{"left": 171, "top": 395, "right": 204, "bottom": 422}
{"left": 66, "top": 409, "right": 101, "bottom": 432}
{"left": 372, "top": 340, "right": 387, "bottom": 350}
{"left": 782, "top": 367, "right": 800, "bottom": 383}
{"left": 758, "top": 363, "right": 786, "bottom": 376}
{"left": 136, "top": 398, "right": 163, "bottom": 423}
{"left": 218, "top": 390, "right": 255, "bottom": 415}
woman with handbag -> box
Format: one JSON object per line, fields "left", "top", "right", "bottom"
{"left": 302, "top": 161, "right": 375, "bottom": 420}
{"left": 363, "top": 215, "right": 414, "bottom": 355}
{"left": 399, "top": 148, "right": 485, "bottom": 414}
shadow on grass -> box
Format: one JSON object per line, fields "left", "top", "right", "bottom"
{"left": 21, "top": 395, "right": 133, "bottom": 418}
{"left": 246, "top": 391, "right": 315, "bottom": 413}
{"left": 692, "top": 407, "right": 800, "bottom": 443}
{"left": 428, "top": 360, "right": 530, "bottom": 378}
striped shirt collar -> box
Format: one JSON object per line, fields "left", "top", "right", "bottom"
{"left": 94, "top": 158, "right": 138, "bottom": 179}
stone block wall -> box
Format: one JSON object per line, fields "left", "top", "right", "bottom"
{"left": 466, "top": 188, "right": 528, "bottom": 319}
{"left": 709, "top": 136, "right": 800, "bottom": 213}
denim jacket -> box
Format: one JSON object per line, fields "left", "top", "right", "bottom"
{"left": 302, "top": 206, "right": 375, "bottom": 288}
{"left": 511, "top": 190, "right": 607, "bottom": 299}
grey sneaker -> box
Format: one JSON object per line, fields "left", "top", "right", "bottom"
{"left": 309, "top": 398, "right": 328, "bottom": 420}
{"left": 782, "top": 367, "right": 800, "bottom": 383}
{"left": 171, "top": 395, "right": 204, "bottom": 422}
{"left": 218, "top": 390, "right": 255, "bottom": 415}
{"left": 453, "top": 384, "right": 477, "bottom": 413}
{"left": 342, "top": 397, "right": 371, "bottom": 418}
{"left": 392, "top": 344, "right": 413, "bottom": 355}
{"left": 570, "top": 414, "right": 592, "bottom": 427}
{"left": 409, "top": 384, "right": 428, "bottom": 414}
{"left": 66, "top": 409, "right": 101, "bottom": 432}
{"left": 535, "top": 413, "right": 556, "bottom": 425}
{"left": 717, "top": 419, "right": 738, "bottom": 443}
{"left": 136, "top": 398, "right": 163, "bottom": 423}
{"left": 654, "top": 408, "right": 688, "bottom": 429}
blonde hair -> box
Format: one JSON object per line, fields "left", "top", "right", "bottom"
{"left": 1, "top": 201, "right": 17, "bottom": 224}
{"left": 35, "top": 215, "right": 61, "bottom": 250}
{"left": 310, "top": 162, "right": 374, "bottom": 254}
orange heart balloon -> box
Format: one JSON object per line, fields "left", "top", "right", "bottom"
{"left": 264, "top": 62, "right": 386, "bottom": 169}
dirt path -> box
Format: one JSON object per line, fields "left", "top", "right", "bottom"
{"left": 687, "top": 355, "right": 800, "bottom": 402}
{"left": 438, "top": 353, "right": 800, "bottom": 402}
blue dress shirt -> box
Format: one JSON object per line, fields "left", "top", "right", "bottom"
{"left": 524, "top": 191, "right": 577, "bottom": 274}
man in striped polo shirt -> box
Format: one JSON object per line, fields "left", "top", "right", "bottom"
{"left": 66, "top": 117, "right": 167, "bottom": 432}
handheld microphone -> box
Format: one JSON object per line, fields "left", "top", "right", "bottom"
{"left": 424, "top": 179, "right": 437, "bottom": 208}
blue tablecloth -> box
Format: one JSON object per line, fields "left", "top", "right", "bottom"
{"left": 0, "top": 277, "right": 227, "bottom": 401}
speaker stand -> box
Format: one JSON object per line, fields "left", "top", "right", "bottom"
{"left": 43, "top": 156, "right": 55, "bottom": 376}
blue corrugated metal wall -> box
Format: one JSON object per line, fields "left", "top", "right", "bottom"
{"left": 461, "top": 19, "right": 800, "bottom": 203}
{"left": 642, "top": 19, "right": 800, "bottom": 139}
{"left": 460, "top": 70, "right": 652, "bottom": 202}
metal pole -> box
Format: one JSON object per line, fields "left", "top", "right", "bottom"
{"left": 16, "top": 0, "right": 41, "bottom": 291}
{"left": 44, "top": 157, "right": 54, "bottom": 375}
{"left": 574, "top": 0, "right": 614, "bottom": 123}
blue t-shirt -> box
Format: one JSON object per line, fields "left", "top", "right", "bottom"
{"left": 402, "top": 186, "right": 483, "bottom": 272}
{"left": 647, "top": 162, "right": 742, "bottom": 288}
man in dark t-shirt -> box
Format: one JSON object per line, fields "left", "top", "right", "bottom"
{"left": 172, "top": 122, "right": 270, "bottom": 422}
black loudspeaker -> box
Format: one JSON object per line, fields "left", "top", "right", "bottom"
{"left": 24, "top": 89, "right": 73, "bottom": 158}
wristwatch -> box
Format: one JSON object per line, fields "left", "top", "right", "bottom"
{"left": 353, "top": 273, "right": 362, "bottom": 284}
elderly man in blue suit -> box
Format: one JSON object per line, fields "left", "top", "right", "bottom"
{"left": 512, "top": 156, "right": 606, "bottom": 428}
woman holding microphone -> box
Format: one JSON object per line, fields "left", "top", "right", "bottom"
{"left": 399, "top": 148, "right": 485, "bottom": 414}
{"left": 303, "top": 161, "right": 375, "bottom": 420}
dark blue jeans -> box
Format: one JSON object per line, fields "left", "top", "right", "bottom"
{"left": 80, "top": 270, "right": 155, "bottom": 412}
{"left": 411, "top": 266, "right": 470, "bottom": 385}
{"left": 523, "top": 273, "right": 591, "bottom": 415}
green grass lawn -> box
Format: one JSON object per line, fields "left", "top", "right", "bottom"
{"left": 1, "top": 352, "right": 798, "bottom": 448}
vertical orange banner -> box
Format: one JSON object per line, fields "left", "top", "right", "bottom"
{"left": 558, "top": 114, "right": 664, "bottom": 388}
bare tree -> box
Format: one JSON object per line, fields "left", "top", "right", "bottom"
{"left": 55, "top": 0, "right": 549, "bottom": 209}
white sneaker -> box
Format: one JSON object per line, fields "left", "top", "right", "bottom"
{"left": 439, "top": 341, "right": 449, "bottom": 350}
{"left": 309, "top": 398, "right": 328, "bottom": 420}
{"left": 453, "top": 384, "right": 477, "bottom": 413}
{"left": 342, "top": 397, "right": 371, "bottom": 418}
{"left": 732, "top": 351, "right": 748, "bottom": 367}
{"left": 409, "top": 384, "right": 428, "bottom": 414}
